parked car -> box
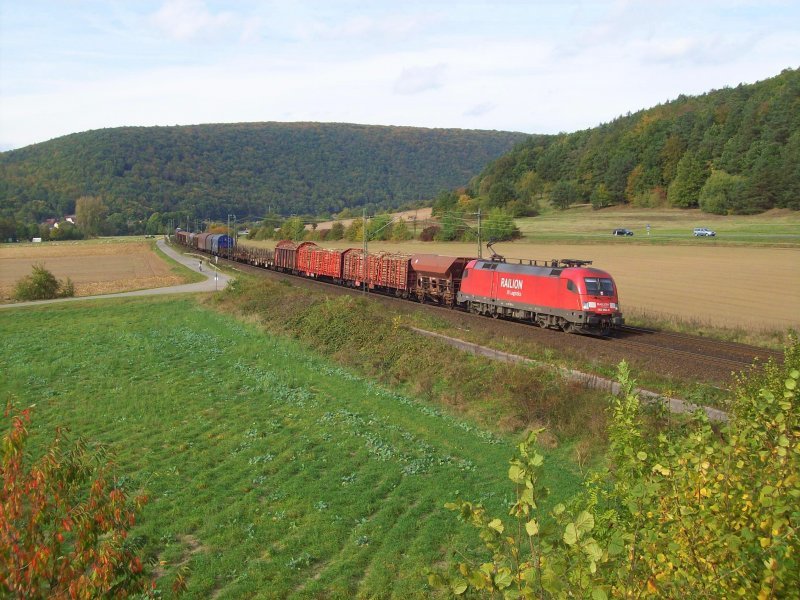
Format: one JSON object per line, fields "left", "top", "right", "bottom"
{"left": 693, "top": 227, "right": 716, "bottom": 237}
{"left": 612, "top": 228, "right": 634, "bottom": 236}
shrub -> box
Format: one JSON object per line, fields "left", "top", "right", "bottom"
{"left": 1, "top": 403, "right": 152, "bottom": 598}
{"left": 435, "top": 341, "right": 800, "bottom": 598}
{"left": 419, "top": 225, "right": 441, "bottom": 241}
{"left": 13, "top": 264, "right": 75, "bottom": 301}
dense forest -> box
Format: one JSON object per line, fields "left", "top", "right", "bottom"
{"left": 0, "top": 123, "right": 527, "bottom": 230}
{"left": 2, "top": 69, "right": 797, "bottom": 241}
{"left": 447, "top": 68, "right": 799, "bottom": 216}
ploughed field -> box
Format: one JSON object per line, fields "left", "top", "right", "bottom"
{"left": 0, "top": 240, "right": 186, "bottom": 300}
{"left": 0, "top": 297, "right": 582, "bottom": 598}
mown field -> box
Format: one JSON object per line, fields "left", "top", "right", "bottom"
{"left": 0, "top": 297, "right": 582, "bottom": 598}
{"left": 0, "top": 238, "right": 192, "bottom": 301}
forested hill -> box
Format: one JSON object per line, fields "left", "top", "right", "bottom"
{"left": 0, "top": 123, "right": 528, "bottom": 223}
{"left": 462, "top": 68, "right": 799, "bottom": 215}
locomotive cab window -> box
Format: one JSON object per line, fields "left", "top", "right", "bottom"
{"left": 584, "top": 277, "right": 614, "bottom": 296}
{"left": 566, "top": 279, "right": 578, "bottom": 293}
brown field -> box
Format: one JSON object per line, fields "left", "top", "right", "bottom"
{"left": 245, "top": 238, "right": 800, "bottom": 332}
{"left": 309, "top": 207, "right": 433, "bottom": 230}
{"left": 0, "top": 240, "right": 187, "bottom": 301}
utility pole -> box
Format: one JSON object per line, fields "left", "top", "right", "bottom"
{"left": 362, "top": 207, "right": 368, "bottom": 294}
{"left": 477, "top": 208, "right": 482, "bottom": 259}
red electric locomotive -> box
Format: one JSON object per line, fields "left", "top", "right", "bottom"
{"left": 457, "top": 257, "right": 623, "bottom": 335}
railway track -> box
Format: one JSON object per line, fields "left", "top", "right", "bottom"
{"left": 218, "top": 252, "right": 781, "bottom": 385}
{"left": 618, "top": 325, "right": 783, "bottom": 369}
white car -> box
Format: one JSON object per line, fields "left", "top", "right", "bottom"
{"left": 693, "top": 227, "right": 716, "bottom": 237}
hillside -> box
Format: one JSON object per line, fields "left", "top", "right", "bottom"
{"left": 456, "top": 68, "right": 799, "bottom": 216}
{"left": 0, "top": 122, "right": 528, "bottom": 225}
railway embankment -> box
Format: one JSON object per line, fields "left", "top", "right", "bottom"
{"left": 410, "top": 327, "right": 729, "bottom": 422}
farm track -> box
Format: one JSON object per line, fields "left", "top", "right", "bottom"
{"left": 220, "top": 254, "right": 781, "bottom": 387}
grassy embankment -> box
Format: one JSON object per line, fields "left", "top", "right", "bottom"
{"left": 1, "top": 294, "right": 591, "bottom": 598}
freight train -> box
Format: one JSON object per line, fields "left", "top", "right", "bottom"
{"left": 173, "top": 231, "right": 624, "bottom": 336}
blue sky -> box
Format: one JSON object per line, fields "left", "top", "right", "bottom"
{"left": 0, "top": 0, "right": 797, "bottom": 150}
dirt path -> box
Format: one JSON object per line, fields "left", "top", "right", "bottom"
{"left": 0, "top": 240, "right": 229, "bottom": 310}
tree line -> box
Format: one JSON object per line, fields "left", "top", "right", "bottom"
{"left": 466, "top": 68, "right": 799, "bottom": 215}
{"left": 0, "top": 122, "right": 527, "bottom": 235}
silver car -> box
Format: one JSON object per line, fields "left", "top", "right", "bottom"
{"left": 693, "top": 227, "right": 716, "bottom": 237}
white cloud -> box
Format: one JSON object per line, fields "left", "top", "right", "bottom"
{"left": 150, "top": 0, "right": 237, "bottom": 41}
{"left": 464, "top": 102, "right": 497, "bottom": 118}
{"left": 393, "top": 64, "right": 448, "bottom": 95}
{"left": 0, "top": 1, "right": 797, "bottom": 149}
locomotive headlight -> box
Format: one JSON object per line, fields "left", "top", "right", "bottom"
{"left": 583, "top": 301, "right": 596, "bottom": 310}
{"left": 610, "top": 303, "right": 618, "bottom": 309}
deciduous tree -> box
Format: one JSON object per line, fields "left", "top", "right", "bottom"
{"left": 75, "top": 196, "right": 108, "bottom": 238}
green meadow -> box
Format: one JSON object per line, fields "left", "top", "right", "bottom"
{"left": 0, "top": 296, "right": 582, "bottom": 598}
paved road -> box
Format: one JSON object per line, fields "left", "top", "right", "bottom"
{"left": 0, "top": 239, "right": 230, "bottom": 310}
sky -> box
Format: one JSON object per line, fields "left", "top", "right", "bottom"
{"left": 0, "top": 0, "right": 798, "bottom": 151}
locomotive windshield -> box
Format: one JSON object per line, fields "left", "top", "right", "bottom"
{"left": 584, "top": 277, "right": 615, "bottom": 296}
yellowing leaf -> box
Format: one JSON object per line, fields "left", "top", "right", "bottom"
{"left": 451, "top": 578, "right": 468, "bottom": 595}
{"left": 488, "top": 518, "right": 504, "bottom": 533}
{"left": 508, "top": 465, "right": 526, "bottom": 484}
{"left": 525, "top": 519, "right": 539, "bottom": 536}
{"left": 563, "top": 523, "right": 578, "bottom": 546}
{"left": 575, "top": 511, "right": 594, "bottom": 535}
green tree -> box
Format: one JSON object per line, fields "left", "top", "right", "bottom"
{"left": 344, "top": 218, "right": 364, "bottom": 242}
{"left": 550, "top": 180, "right": 579, "bottom": 210}
{"left": 75, "top": 196, "right": 108, "bottom": 237}
{"left": 667, "top": 151, "right": 709, "bottom": 208}
{"left": 590, "top": 183, "right": 613, "bottom": 209}
{"left": 660, "top": 134, "right": 685, "bottom": 183}
{"left": 366, "top": 214, "right": 393, "bottom": 241}
{"left": 145, "top": 212, "right": 162, "bottom": 236}
{"left": 435, "top": 210, "right": 467, "bottom": 241}
{"left": 277, "top": 216, "right": 306, "bottom": 241}
{"left": 482, "top": 208, "right": 519, "bottom": 242}
{"left": 488, "top": 180, "right": 516, "bottom": 207}
{"left": 390, "top": 219, "right": 413, "bottom": 241}
{"left": 698, "top": 169, "right": 748, "bottom": 214}
{"left": 329, "top": 221, "right": 345, "bottom": 240}
{"left": 49, "top": 222, "right": 83, "bottom": 241}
